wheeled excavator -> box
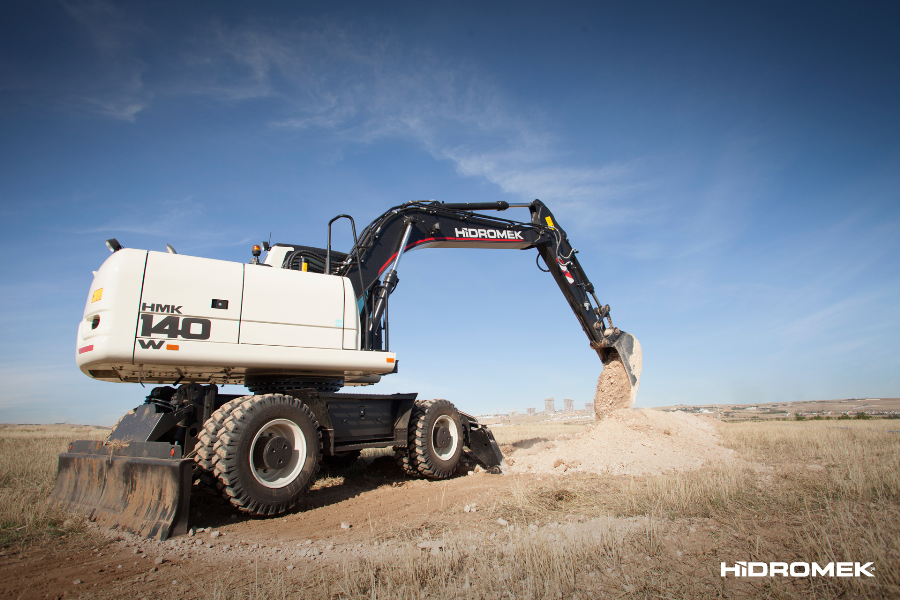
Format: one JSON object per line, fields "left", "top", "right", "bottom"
{"left": 52, "top": 199, "right": 642, "bottom": 539}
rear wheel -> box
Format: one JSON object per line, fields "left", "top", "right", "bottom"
{"left": 409, "top": 399, "right": 464, "bottom": 479}
{"left": 213, "top": 394, "right": 321, "bottom": 515}
{"left": 394, "top": 447, "right": 420, "bottom": 477}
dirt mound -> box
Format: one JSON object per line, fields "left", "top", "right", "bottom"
{"left": 593, "top": 359, "right": 633, "bottom": 418}
{"left": 507, "top": 409, "right": 736, "bottom": 477}
{"left": 593, "top": 338, "right": 643, "bottom": 418}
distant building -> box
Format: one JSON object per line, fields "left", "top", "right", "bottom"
{"left": 563, "top": 398, "right": 574, "bottom": 413}
{"left": 526, "top": 407, "right": 535, "bottom": 415}
{"left": 508, "top": 410, "right": 517, "bottom": 418}
{"left": 544, "top": 397, "right": 555, "bottom": 414}
{"left": 585, "top": 402, "right": 594, "bottom": 413}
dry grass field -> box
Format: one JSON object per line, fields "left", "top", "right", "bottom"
{"left": 654, "top": 397, "right": 900, "bottom": 422}
{"left": 0, "top": 425, "right": 107, "bottom": 547}
{"left": 0, "top": 418, "right": 897, "bottom": 599}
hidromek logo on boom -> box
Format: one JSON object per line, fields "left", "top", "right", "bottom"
{"left": 454, "top": 228, "right": 524, "bottom": 240}
{"left": 721, "top": 562, "right": 874, "bottom": 578}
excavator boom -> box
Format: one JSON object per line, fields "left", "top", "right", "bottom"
{"left": 311, "top": 199, "right": 643, "bottom": 405}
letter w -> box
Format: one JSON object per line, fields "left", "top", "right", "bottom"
{"left": 139, "top": 339, "right": 165, "bottom": 349}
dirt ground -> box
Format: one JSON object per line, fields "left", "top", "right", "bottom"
{"left": 0, "top": 464, "right": 524, "bottom": 599}
{"left": 0, "top": 465, "right": 755, "bottom": 600}
{"left": 0, "top": 440, "right": 740, "bottom": 600}
{"left": 2, "top": 416, "right": 896, "bottom": 599}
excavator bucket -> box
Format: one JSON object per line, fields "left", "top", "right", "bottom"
{"left": 51, "top": 440, "right": 192, "bottom": 540}
{"left": 593, "top": 332, "right": 643, "bottom": 416}
{"left": 611, "top": 332, "right": 642, "bottom": 404}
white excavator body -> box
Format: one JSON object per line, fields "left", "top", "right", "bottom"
{"left": 76, "top": 248, "right": 395, "bottom": 386}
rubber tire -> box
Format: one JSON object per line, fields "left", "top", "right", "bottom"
{"left": 409, "top": 399, "right": 464, "bottom": 479}
{"left": 195, "top": 396, "right": 252, "bottom": 472}
{"left": 194, "top": 395, "right": 251, "bottom": 497}
{"left": 213, "top": 394, "right": 321, "bottom": 516}
{"left": 395, "top": 447, "right": 421, "bottom": 478}
{"left": 322, "top": 449, "right": 362, "bottom": 470}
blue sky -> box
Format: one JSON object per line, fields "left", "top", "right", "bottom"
{"left": 1, "top": 1, "right": 898, "bottom": 424}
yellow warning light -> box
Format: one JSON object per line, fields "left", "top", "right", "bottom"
{"left": 166, "top": 344, "right": 180, "bottom": 351}
{"left": 252, "top": 245, "right": 261, "bottom": 252}
{"left": 91, "top": 288, "right": 103, "bottom": 303}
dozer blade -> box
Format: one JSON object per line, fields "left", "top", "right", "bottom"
{"left": 50, "top": 440, "right": 192, "bottom": 540}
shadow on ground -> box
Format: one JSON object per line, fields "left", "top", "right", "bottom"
{"left": 186, "top": 455, "right": 413, "bottom": 531}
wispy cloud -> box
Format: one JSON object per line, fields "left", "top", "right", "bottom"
{"left": 197, "top": 21, "right": 651, "bottom": 221}
{"left": 78, "top": 71, "right": 150, "bottom": 121}
{"left": 60, "top": 0, "right": 142, "bottom": 53}
{"left": 60, "top": 196, "right": 257, "bottom": 255}
{"left": 43, "top": 8, "right": 644, "bottom": 213}
{"left": 76, "top": 93, "right": 149, "bottom": 122}
{"left": 73, "top": 197, "right": 203, "bottom": 236}
{"left": 55, "top": 0, "right": 152, "bottom": 121}
{"left": 445, "top": 151, "right": 646, "bottom": 217}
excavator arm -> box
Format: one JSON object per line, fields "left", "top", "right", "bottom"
{"left": 294, "top": 199, "right": 642, "bottom": 403}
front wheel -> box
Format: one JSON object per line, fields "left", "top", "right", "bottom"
{"left": 409, "top": 399, "right": 464, "bottom": 479}
{"left": 213, "top": 394, "right": 321, "bottom": 515}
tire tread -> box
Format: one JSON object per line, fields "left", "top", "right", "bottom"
{"left": 212, "top": 394, "right": 321, "bottom": 515}
{"left": 408, "top": 399, "right": 462, "bottom": 479}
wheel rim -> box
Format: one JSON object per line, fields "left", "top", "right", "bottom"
{"left": 249, "top": 419, "right": 307, "bottom": 488}
{"left": 431, "top": 415, "right": 459, "bottom": 460}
